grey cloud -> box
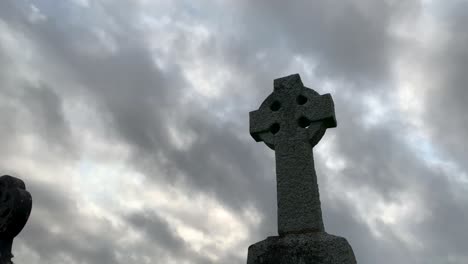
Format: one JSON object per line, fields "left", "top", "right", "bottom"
{"left": 125, "top": 210, "right": 215, "bottom": 264}
{"left": 1, "top": 0, "right": 468, "bottom": 264}
{"left": 233, "top": 0, "right": 420, "bottom": 84}
{"left": 323, "top": 198, "right": 416, "bottom": 264}
{"left": 404, "top": 4, "right": 468, "bottom": 260}
{"left": 0, "top": 83, "right": 74, "bottom": 161}
{"left": 21, "top": 84, "right": 73, "bottom": 153}
{"left": 21, "top": 220, "right": 117, "bottom": 264}
{"left": 420, "top": 1, "right": 468, "bottom": 170}
{"left": 15, "top": 179, "right": 118, "bottom": 264}
{"left": 126, "top": 211, "right": 185, "bottom": 252}
{"left": 3, "top": 0, "right": 279, "bottom": 228}
{"left": 318, "top": 89, "right": 468, "bottom": 263}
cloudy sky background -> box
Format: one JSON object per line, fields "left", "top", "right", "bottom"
{"left": 1, "top": 0, "right": 468, "bottom": 263}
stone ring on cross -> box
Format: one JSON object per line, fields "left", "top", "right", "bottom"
{"left": 250, "top": 74, "right": 336, "bottom": 151}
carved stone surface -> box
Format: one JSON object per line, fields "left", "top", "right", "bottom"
{"left": 0, "top": 175, "right": 32, "bottom": 264}
{"left": 247, "top": 74, "right": 356, "bottom": 263}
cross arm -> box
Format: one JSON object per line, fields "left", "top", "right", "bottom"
{"left": 299, "top": 94, "right": 337, "bottom": 128}
{"left": 249, "top": 109, "right": 277, "bottom": 142}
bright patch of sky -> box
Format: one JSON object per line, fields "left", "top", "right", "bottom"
{"left": 28, "top": 4, "right": 47, "bottom": 23}
{"left": 69, "top": 0, "right": 90, "bottom": 8}
{"left": 126, "top": 177, "right": 258, "bottom": 260}
{"left": 14, "top": 243, "right": 41, "bottom": 264}
{"left": 64, "top": 91, "right": 258, "bottom": 260}
{"left": 0, "top": 20, "right": 41, "bottom": 85}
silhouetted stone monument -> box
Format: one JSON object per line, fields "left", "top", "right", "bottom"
{"left": 247, "top": 74, "right": 356, "bottom": 263}
{"left": 0, "top": 175, "right": 32, "bottom": 264}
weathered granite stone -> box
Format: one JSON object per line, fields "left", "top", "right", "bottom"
{"left": 247, "top": 232, "right": 356, "bottom": 264}
{"left": 248, "top": 74, "right": 356, "bottom": 263}
{"left": 0, "top": 175, "right": 32, "bottom": 264}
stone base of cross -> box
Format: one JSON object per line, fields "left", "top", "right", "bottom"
{"left": 247, "top": 232, "right": 356, "bottom": 264}
{"left": 246, "top": 74, "right": 356, "bottom": 264}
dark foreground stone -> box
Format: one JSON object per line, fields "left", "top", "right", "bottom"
{"left": 0, "top": 175, "right": 32, "bottom": 264}
{"left": 247, "top": 232, "right": 356, "bottom": 264}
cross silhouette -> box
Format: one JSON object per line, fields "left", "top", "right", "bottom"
{"left": 250, "top": 74, "right": 336, "bottom": 236}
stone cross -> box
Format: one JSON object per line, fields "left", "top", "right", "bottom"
{"left": 250, "top": 74, "right": 336, "bottom": 236}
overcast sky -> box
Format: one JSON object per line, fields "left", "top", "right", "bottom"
{"left": 1, "top": 0, "right": 468, "bottom": 263}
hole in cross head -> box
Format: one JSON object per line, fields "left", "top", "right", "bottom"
{"left": 270, "top": 101, "right": 281, "bottom": 111}
{"left": 296, "top": 95, "right": 308, "bottom": 105}
{"left": 270, "top": 123, "right": 280, "bottom": 134}
{"left": 298, "top": 116, "right": 312, "bottom": 128}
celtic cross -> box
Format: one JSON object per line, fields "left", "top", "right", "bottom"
{"left": 250, "top": 74, "right": 336, "bottom": 236}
